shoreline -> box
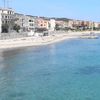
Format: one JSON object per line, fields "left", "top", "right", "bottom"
{"left": 0, "top": 31, "right": 100, "bottom": 50}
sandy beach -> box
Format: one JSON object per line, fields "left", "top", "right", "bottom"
{"left": 0, "top": 31, "right": 100, "bottom": 49}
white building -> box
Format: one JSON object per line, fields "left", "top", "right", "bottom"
{"left": 68, "top": 20, "right": 74, "bottom": 28}
{"left": 0, "top": 8, "right": 15, "bottom": 32}
{"left": 94, "top": 22, "right": 99, "bottom": 28}
{"left": 15, "top": 13, "right": 35, "bottom": 32}
{"left": 27, "top": 15, "right": 35, "bottom": 32}
{"left": 49, "top": 19, "right": 55, "bottom": 31}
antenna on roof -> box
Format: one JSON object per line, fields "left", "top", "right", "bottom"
{"left": 3, "top": 0, "right": 12, "bottom": 8}
{"left": 7, "top": 0, "right": 9, "bottom": 8}
{"left": 7, "top": 0, "right": 12, "bottom": 8}
{"left": 3, "top": 0, "right": 6, "bottom": 8}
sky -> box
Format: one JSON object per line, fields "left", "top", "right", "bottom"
{"left": 0, "top": 0, "right": 100, "bottom": 22}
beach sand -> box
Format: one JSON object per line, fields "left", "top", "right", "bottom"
{"left": 0, "top": 31, "right": 100, "bottom": 49}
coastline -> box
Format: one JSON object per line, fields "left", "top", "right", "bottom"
{"left": 0, "top": 31, "right": 100, "bottom": 50}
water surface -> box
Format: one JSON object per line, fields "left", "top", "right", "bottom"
{"left": 0, "top": 39, "right": 100, "bottom": 100}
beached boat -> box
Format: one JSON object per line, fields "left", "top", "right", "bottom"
{"left": 80, "top": 35, "right": 98, "bottom": 39}
{"left": 80, "top": 32, "right": 99, "bottom": 39}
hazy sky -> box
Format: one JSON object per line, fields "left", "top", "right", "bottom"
{"left": 0, "top": 0, "right": 100, "bottom": 21}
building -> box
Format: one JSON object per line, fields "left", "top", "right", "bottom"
{"left": 49, "top": 19, "right": 55, "bottom": 31}
{"left": 36, "top": 17, "right": 49, "bottom": 29}
{"left": 67, "top": 20, "right": 74, "bottom": 29}
{"left": 15, "top": 13, "right": 35, "bottom": 32}
{"left": 94, "top": 22, "right": 99, "bottom": 28}
{"left": 27, "top": 15, "right": 35, "bottom": 32}
{"left": 0, "top": 8, "right": 15, "bottom": 32}
{"left": 14, "top": 13, "right": 25, "bottom": 31}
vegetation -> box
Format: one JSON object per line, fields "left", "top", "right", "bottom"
{"left": 13, "top": 24, "right": 20, "bottom": 33}
{"left": 2, "top": 23, "right": 9, "bottom": 33}
{"left": 55, "top": 24, "right": 60, "bottom": 30}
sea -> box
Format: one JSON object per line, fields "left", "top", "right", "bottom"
{"left": 0, "top": 38, "right": 100, "bottom": 100}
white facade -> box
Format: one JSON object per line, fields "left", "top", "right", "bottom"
{"left": 15, "top": 13, "right": 35, "bottom": 32}
{"left": 0, "top": 11, "right": 2, "bottom": 33}
{"left": 27, "top": 16, "right": 35, "bottom": 31}
{"left": 68, "top": 20, "right": 73, "bottom": 28}
{"left": 49, "top": 19, "right": 55, "bottom": 31}
{"left": 0, "top": 8, "right": 15, "bottom": 32}
{"left": 94, "top": 22, "right": 99, "bottom": 28}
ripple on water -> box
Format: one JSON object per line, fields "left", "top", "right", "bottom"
{"left": 75, "top": 66, "right": 100, "bottom": 75}
{"left": 85, "top": 97, "right": 93, "bottom": 100}
{"left": 8, "top": 92, "right": 26, "bottom": 98}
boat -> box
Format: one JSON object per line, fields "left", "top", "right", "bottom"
{"left": 80, "top": 35, "right": 98, "bottom": 39}
{"left": 80, "top": 32, "right": 99, "bottom": 39}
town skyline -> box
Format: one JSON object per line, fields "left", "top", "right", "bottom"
{"left": 0, "top": 0, "right": 100, "bottom": 22}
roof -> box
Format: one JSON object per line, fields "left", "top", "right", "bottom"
{"left": 0, "top": 7, "right": 14, "bottom": 12}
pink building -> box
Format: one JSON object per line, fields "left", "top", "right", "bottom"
{"left": 36, "top": 18, "right": 49, "bottom": 29}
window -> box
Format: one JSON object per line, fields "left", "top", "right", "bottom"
{"left": 41, "top": 24, "right": 43, "bottom": 26}
{"left": 22, "top": 23, "right": 23, "bottom": 26}
{"left": 2, "top": 21, "right": 4, "bottom": 24}
{"left": 29, "top": 20, "right": 31, "bottom": 22}
{"left": 45, "top": 22, "right": 47, "bottom": 23}
{"left": 30, "top": 24, "right": 34, "bottom": 26}
{"left": 8, "top": 11, "right": 9, "bottom": 14}
{"left": 5, "top": 21, "right": 7, "bottom": 24}
{"left": 5, "top": 16, "right": 7, "bottom": 18}
{"left": 2, "top": 16, "right": 4, "bottom": 18}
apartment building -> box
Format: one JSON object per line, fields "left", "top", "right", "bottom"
{"left": 27, "top": 15, "right": 36, "bottom": 32}
{"left": 49, "top": 19, "right": 56, "bottom": 31}
{"left": 55, "top": 20, "right": 68, "bottom": 29}
{"left": 0, "top": 8, "right": 15, "bottom": 32}
{"left": 36, "top": 17, "right": 49, "bottom": 29}
{"left": 67, "top": 20, "right": 74, "bottom": 29}
{"left": 14, "top": 13, "right": 26, "bottom": 31}
{"left": 93, "top": 22, "right": 99, "bottom": 28}
{"left": 15, "top": 13, "right": 35, "bottom": 32}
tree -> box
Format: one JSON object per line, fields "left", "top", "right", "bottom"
{"left": 13, "top": 24, "right": 20, "bottom": 33}
{"left": 2, "top": 23, "right": 9, "bottom": 33}
{"left": 55, "top": 24, "right": 60, "bottom": 30}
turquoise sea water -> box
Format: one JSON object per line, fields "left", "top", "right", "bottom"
{"left": 0, "top": 38, "right": 100, "bottom": 100}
